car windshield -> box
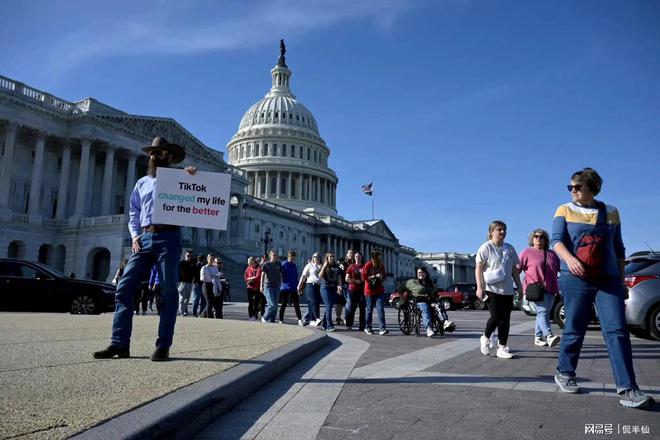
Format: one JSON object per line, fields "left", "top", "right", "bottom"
{"left": 625, "top": 259, "right": 660, "bottom": 275}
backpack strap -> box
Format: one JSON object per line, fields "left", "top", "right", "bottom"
{"left": 595, "top": 200, "right": 608, "bottom": 228}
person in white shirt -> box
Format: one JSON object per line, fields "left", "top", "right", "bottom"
{"left": 298, "top": 253, "right": 322, "bottom": 326}
{"left": 200, "top": 255, "right": 219, "bottom": 318}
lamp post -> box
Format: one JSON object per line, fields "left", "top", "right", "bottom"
{"left": 261, "top": 231, "right": 272, "bottom": 256}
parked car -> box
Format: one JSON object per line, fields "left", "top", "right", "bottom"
{"left": 389, "top": 287, "right": 463, "bottom": 311}
{"left": 446, "top": 283, "right": 481, "bottom": 309}
{"left": 624, "top": 253, "right": 660, "bottom": 340}
{"left": 0, "top": 259, "right": 116, "bottom": 314}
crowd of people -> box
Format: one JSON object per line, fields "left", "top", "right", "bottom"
{"left": 94, "top": 136, "right": 654, "bottom": 410}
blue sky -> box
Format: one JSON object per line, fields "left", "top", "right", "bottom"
{"left": 2, "top": 0, "right": 659, "bottom": 255}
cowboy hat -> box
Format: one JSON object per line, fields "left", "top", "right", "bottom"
{"left": 142, "top": 136, "right": 185, "bottom": 164}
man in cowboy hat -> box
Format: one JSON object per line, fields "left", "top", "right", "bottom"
{"left": 94, "top": 136, "right": 194, "bottom": 361}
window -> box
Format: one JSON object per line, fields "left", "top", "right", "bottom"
{"left": 289, "top": 113, "right": 293, "bottom": 119}
{"left": 299, "top": 146, "right": 303, "bottom": 158}
{"left": 307, "top": 148, "right": 310, "bottom": 161}
{"left": 255, "top": 224, "right": 260, "bottom": 233}
{"left": 241, "top": 146, "right": 245, "bottom": 158}
{"left": 275, "top": 111, "right": 279, "bottom": 118}
{"left": 270, "top": 177, "right": 276, "bottom": 195}
{"left": 279, "top": 231, "right": 284, "bottom": 239}
{"left": 290, "top": 146, "right": 295, "bottom": 158}
{"left": 262, "top": 144, "right": 267, "bottom": 156}
{"left": 282, "top": 144, "right": 287, "bottom": 156}
{"left": 254, "top": 144, "right": 259, "bottom": 157}
{"left": 314, "top": 150, "right": 317, "bottom": 162}
{"left": 280, "top": 177, "right": 287, "bottom": 197}
{"left": 296, "top": 114, "right": 299, "bottom": 120}
{"left": 292, "top": 234, "right": 297, "bottom": 241}
{"left": 302, "top": 236, "right": 306, "bottom": 244}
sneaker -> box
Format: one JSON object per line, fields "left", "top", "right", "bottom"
{"left": 326, "top": 327, "right": 336, "bottom": 332}
{"left": 535, "top": 336, "right": 548, "bottom": 347}
{"left": 546, "top": 335, "right": 560, "bottom": 348}
{"left": 619, "top": 388, "right": 655, "bottom": 409}
{"left": 249, "top": 317, "right": 256, "bottom": 322}
{"left": 278, "top": 320, "right": 284, "bottom": 324}
{"left": 426, "top": 328, "right": 435, "bottom": 338}
{"left": 298, "top": 319, "right": 304, "bottom": 326}
{"left": 480, "top": 335, "right": 491, "bottom": 356}
{"left": 150, "top": 347, "right": 170, "bottom": 362}
{"left": 311, "top": 319, "right": 321, "bottom": 327}
{"left": 496, "top": 345, "right": 513, "bottom": 359}
{"left": 555, "top": 371, "right": 581, "bottom": 394}
{"left": 443, "top": 321, "right": 456, "bottom": 332}
{"left": 489, "top": 334, "right": 497, "bottom": 350}
{"left": 379, "top": 329, "right": 389, "bottom": 335}
{"left": 365, "top": 328, "right": 374, "bottom": 335}
{"left": 261, "top": 317, "right": 268, "bottom": 323}
{"left": 182, "top": 312, "right": 188, "bottom": 317}
{"left": 93, "top": 345, "right": 130, "bottom": 359}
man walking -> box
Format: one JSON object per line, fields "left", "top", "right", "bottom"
{"left": 260, "top": 250, "right": 283, "bottom": 323}
{"left": 93, "top": 136, "right": 194, "bottom": 362}
{"left": 178, "top": 250, "right": 196, "bottom": 316}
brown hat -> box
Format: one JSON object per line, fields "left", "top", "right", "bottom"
{"left": 142, "top": 136, "right": 185, "bottom": 164}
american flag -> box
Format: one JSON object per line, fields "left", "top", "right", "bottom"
{"left": 361, "top": 182, "right": 373, "bottom": 196}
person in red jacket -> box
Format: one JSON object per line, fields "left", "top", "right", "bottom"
{"left": 244, "top": 257, "right": 262, "bottom": 321}
{"left": 362, "top": 249, "right": 388, "bottom": 335}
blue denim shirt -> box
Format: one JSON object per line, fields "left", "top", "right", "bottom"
{"left": 128, "top": 175, "right": 156, "bottom": 238}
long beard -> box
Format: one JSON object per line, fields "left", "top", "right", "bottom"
{"left": 147, "top": 156, "right": 170, "bottom": 177}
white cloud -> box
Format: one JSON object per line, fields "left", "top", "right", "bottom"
{"left": 48, "top": 0, "right": 417, "bottom": 71}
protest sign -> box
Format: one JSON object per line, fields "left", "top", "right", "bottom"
{"left": 151, "top": 167, "right": 231, "bottom": 230}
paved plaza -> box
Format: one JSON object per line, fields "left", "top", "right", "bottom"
{"left": 1, "top": 304, "right": 658, "bottom": 439}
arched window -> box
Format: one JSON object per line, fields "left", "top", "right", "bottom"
{"left": 282, "top": 144, "right": 287, "bottom": 156}
{"left": 307, "top": 148, "right": 310, "bottom": 161}
{"left": 299, "top": 146, "right": 303, "bottom": 158}
{"left": 262, "top": 144, "right": 267, "bottom": 156}
{"left": 254, "top": 144, "right": 259, "bottom": 157}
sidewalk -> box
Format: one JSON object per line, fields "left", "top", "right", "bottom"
{"left": 0, "top": 312, "right": 327, "bottom": 440}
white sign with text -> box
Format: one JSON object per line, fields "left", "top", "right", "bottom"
{"left": 151, "top": 167, "right": 231, "bottom": 230}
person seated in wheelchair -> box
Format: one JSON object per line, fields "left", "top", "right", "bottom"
{"left": 400, "top": 267, "right": 456, "bottom": 337}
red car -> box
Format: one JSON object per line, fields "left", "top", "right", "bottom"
{"left": 389, "top": 288, "right": 464, "bottom": 311}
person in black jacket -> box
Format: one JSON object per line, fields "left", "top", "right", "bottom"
{"left": 178, "top": 250, "right": 196, "bottom": 316}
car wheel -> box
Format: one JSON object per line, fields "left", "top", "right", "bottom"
{"left": 474, "top": 298, "right": 487, "bottom": 310}
{"left": 553, "top": 301, "right": 565, "bottom": 329}
{"left": 629, "top": 327, "right": 650, "bottom": 340}
{"left": 647, "top": 304, "right": 660, "bottom": 341}
{"left": 441, "top": 299, "right": 452, "bottom": 312}
{"left": 70, "top": 295, "right": 97, "bottom": 315}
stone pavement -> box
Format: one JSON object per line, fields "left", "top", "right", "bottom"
{"left": 197, "top": 306, "right": 660, "bottom": 440}
{"left": 0, "top": 311, "right": 323, "bottom": 440}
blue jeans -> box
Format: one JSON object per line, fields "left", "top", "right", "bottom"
{"left": 191, "top": 283, "right": 204, "bottom": 316}
{"left": 178, "top": 282, "right": 192, "bottom": 314}
{"left": 263, "top": 287, "right": 280, "bottom": 322}
{"left": 365, "top": 293, "right": 386, "bottom": 331}
{"left": 303, "top": 284, "right": 320, "bottom": 323}
{"left": 557, "top": 272, "right": 637, "bottom": 393}
{"left": 342, "top": 284, "right": 352, "bottom": 322}
{"left": 416, "top": 302, "right": 431, "bottom": 330}
{"left": 320, "top": 285, "right": 336, "bottom": 330}
{"left": 533, "top": 292, "right": 555, "bottom": 337}
{"left": 111, "top": 231, "right": 181, "bottom": 349}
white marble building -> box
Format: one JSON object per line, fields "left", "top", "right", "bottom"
{"left": 0, "top": 46, "right": 416, "bottom": 291}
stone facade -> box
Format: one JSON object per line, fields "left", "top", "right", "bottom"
{"left": 0, "top": 66, "right": 417, "bottom": 293}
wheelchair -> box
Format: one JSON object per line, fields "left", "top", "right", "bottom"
{"left": 397, "top": 298, "right": 445, "bottom": 337}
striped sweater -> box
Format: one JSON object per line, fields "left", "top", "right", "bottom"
{"left": 550, "top": 202, "right": 625, "bottom": 277}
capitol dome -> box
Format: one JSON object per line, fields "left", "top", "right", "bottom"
{"left": 227, "top": 42, "right": 338, "bottom": 216}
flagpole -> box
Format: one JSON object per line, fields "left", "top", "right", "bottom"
{"left": 372, "top": 182, "right": 375, "bottom": 220}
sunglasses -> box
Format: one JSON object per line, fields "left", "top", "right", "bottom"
{"left": 567, "top": 184, "right": 584, "bottom": 192}
{"left": 533, "top": 235, "right": 545, "bottom": 239}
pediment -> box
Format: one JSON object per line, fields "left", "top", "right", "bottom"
{"left": 364, "top": 220, "right": 397, "bottom": 242}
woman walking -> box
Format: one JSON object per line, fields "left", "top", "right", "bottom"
{"left": 519, "top": 229, "right": 561, "bottom": 348}
{"left": 551, "top": 167, "right": 654, "bottom": 409}
{"left": 319, "top": 252, "right": 342, "bottom": 332}
{"left": 200, "top": 254, "right": 218, "bottom": 318}
{"left": 345, "top": 252, "right": 365, "bottom": 331}
{"left": 362, "top": 249, "right": 388, "bottom": 335}
{"left": 299, "top": 253, "right": 322, "bottom": 326}
{"left": 476, "top": 220, "right": 523, "bottom": 359}
{"left": 244, "top": 257, "right": 262, "bottom": 321}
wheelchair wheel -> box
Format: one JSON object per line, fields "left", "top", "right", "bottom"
{"left": 414, "top": 306, "right": 422, "bottom": 337}
{"left": 398, "top": 303, "right": 415, "bottom": 335}
{"left": 431, "top": 305, "right": 445, "bottom": 336}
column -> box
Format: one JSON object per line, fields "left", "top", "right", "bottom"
{"left": 0, "top": 122, "right": 18, "bottom": 209}
{"left": 124, "top": 152, "right": 137, "bottom": 215}
{"left": 288, "top": 172, "right": 292, "bottom": 199}
{"left": 325, "top": 180, "right": 330, "bottom": 206}
{"left": 276, "top": 171, "right": 281, "bottom": 199}
{"left": 55, "top": 142, "right": 72, "bottom": 219}
{"left": 28, "top": 131, "right": 46, "bottom": 215}
{"left": 74, "top": 138, "right": 92, "bottom": 216}
{"left": 307, "top": 175, "right": 312, "bottom": 201}
{"left": 265, "top": 171, "right": 270, "bottom": 198}
{"left": 297, "top": 173, "right": 303, "bottom": 200}
{"left": 100, "top": 145, "right": 115, "bottom": 214}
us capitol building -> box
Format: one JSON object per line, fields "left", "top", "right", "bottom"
{"left": 0, "top": 44, "right": 418, "bottom": 291}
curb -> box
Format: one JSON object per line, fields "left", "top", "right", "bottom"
{"left": 71, "top": 331, "right": 329, "bottom": 440}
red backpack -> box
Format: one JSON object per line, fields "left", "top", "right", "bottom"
{"left": 575, "top": 201, "right": 607, "bottom": 280}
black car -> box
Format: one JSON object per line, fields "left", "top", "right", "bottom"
{"left": 0, "top": 259, "right": 116, "bottom": 314}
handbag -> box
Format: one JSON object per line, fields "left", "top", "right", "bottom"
{"left": 483, "top": 267, "right": 506, "bottom": 284}
{"left": 525, "top": 250, "right": 546, "bottom": 302}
